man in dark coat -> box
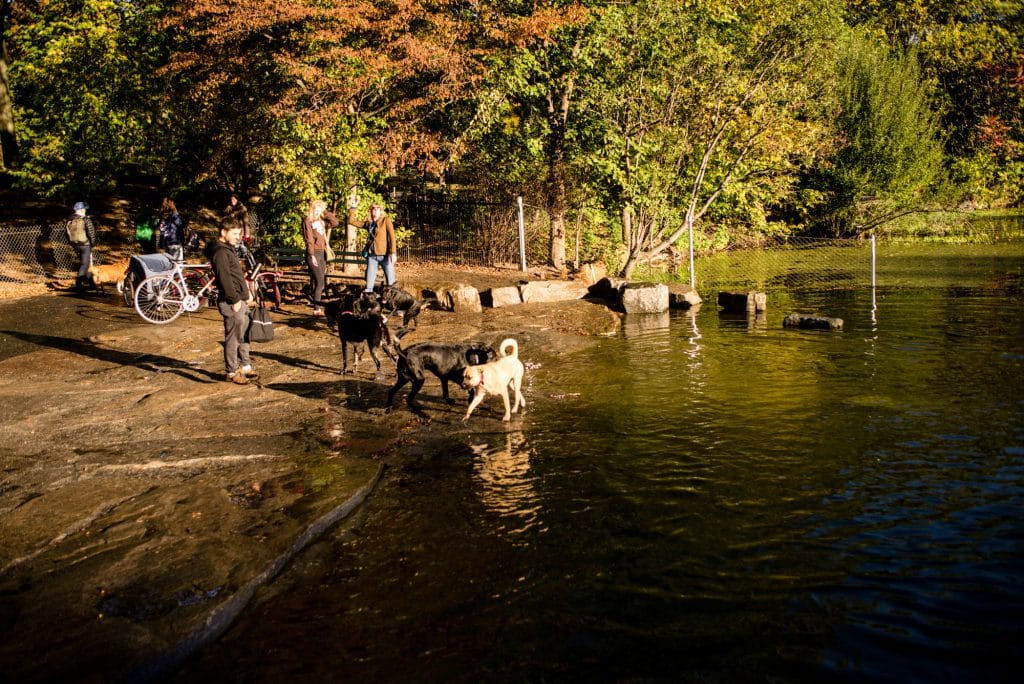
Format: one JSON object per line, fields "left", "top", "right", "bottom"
{"left": 207, "top": 220, "right": 257, "bottom": 385}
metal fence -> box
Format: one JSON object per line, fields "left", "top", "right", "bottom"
{"left": 3, "top": 207, "right": 1021, "bottom": 298}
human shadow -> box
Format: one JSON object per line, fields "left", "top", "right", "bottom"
{"left": 251, "top": 350, "right": 339, "bottom": 374}
{"left": 0, "top": 329, "right": 220, "bottom": 383}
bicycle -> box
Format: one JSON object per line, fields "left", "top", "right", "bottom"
{"left": 133, "top": 255, "right": 281, "bottom": 324}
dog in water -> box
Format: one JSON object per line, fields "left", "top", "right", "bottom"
{"left": 462, "top": 338, "right": 526, "bottom": 421}
{"left": 88, "top": 259, "right": 130, "bottom": 292}
{"left": 387, "top": 341, "right": 497, "bottom": 409}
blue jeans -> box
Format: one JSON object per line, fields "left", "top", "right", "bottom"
{"left": 364, "top": 254, "right": 395, "bottom": 292}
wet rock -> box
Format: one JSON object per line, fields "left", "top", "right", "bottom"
{"left": 718, "top": 290, "right": 767, "bottom": 313}
{"left": 621, "top": 282, "right": 669, "bottom": 314}
{"left": 783, "top": 313, "right": 844, "bottom": 330}
{"left": 667, "top": 283, "right": 702, "bottom": 309}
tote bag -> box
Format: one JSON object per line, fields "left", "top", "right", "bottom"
{"left": 249, "top": 306, "right": 274, "bottom": 343}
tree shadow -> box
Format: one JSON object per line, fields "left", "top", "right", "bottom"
{"left": 0, "top": 329, "right": 220, "bottom": 383}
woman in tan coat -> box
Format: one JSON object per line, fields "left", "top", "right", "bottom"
{"left": 362, "top": 202, "right": 397, "bottom": 292}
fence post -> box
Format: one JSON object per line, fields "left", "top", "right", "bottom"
{"left": 687, "top": 213, "right": 695, "bottom": 288}
{"left": 871, "top": 233, "right": 877, "bottom": 322}
{"left": 517, "top": 196, "right": 526, "bottom": 272}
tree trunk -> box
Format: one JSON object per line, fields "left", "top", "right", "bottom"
{"left": 547, "top": 138, "right": 567, "bottom": 269}
{"left": 0, "top": 22, "right": 19, "bottom": 170}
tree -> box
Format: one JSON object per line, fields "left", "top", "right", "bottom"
{"left": 4, "top": 0, "right": 166, "bottom": 196}
{"left": 581, "top": 0, "right": 842, "bottom": 277}
{"left": 846, "top": 0, "right": 1024, "bottom": 206}
{"left": 809, "top": 29, "right": 946, "bottom": 233}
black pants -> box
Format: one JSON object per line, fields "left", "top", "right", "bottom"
{"left": 307, "top": 249, "right": 326, "bottom": 306}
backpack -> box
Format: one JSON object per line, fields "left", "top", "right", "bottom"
{"left": 66, "top": 217, "right": 88, "bottom": 244}
{"left": 135, "top": 217, "right": 156, "bottom": 242}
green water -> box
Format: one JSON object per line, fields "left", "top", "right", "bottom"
{"left": 181, "top": 243, "right": 1024, "bottom": 683}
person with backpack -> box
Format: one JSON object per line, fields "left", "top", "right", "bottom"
{"left": 157, "top": 197, "right": 186, "bottom": 261}
{"left": 66, "top": 201, "right": 97, "bottom": 291}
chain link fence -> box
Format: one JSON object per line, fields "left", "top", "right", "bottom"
{"left": 3, "top": 207, "right": 1021, "bottom": 299}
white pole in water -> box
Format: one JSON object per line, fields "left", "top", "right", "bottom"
{"left": 688, "top": 213, "right": 695, "bottom": 288}
{"left": 871, "top": 233, "right": 877, "bottom": 323}
{"left": 517, "top": 196, "right": 527, "bottom": 272}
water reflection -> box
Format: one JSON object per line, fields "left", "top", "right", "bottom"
{"left": 470, "top": 431, "right": 541, "bottom": 540}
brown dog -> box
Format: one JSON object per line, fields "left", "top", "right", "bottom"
{"left": 88, "top": 259, "right": 130, "bottom": 292}
{"left": 462, "top": 338, "right": 526, "bottom": 421}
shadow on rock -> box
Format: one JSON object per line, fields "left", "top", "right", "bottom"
{"left": 1, "top": 329, "right": 222, "bottom": 382}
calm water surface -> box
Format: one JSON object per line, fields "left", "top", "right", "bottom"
{"left": 181, "top": 244, "right": 1024, "bottom": 683}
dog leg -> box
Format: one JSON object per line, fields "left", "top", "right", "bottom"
{"left": 463, "top": 387, "right": 487, "bottom": 421}
{"left": 387, "top": 376, "right": 408, "bottom": 407}
{"left": 499, "top": 389, "right": 512, "bottom": 421}
{"left": 407, "top": 378, "right": 426, "bottom": 406}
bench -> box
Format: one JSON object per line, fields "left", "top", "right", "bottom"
{"left": 268, "top": 247, "right": 366, "bottom": 268}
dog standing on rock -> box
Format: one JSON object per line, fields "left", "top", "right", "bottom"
{"left": 462, "top": 338, "right": 526, "bottom": 421}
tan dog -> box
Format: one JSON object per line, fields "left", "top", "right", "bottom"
{"left": 462, "top": 338, "right": 526, "bottom": 421}
{"left": 88, "top": 259, "right": 130, "bottom": 292}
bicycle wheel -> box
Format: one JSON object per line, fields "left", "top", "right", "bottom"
{"left": 120, "top": 271, "right": 136, "bottom": 307}
{"left": 134, "top": 274, "right": 186, "bottom": 324}
{"left": 183, "top": 269, "right": 217, "bottom": 307}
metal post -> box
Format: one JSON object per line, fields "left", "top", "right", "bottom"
{"left": 687, "top": 213, "right": 695, "bottom": 288}
{"left": 871, "top": 233, "right": 877, "bottom": 323}
{"left": 517, "top": 196, "right": 527, "bottom": 272}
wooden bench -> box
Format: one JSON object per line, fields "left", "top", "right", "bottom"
{"left": 268, "top": 247, "right": 366, "bottom": 268}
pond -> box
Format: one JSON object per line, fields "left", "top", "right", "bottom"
{"left": 179, "top": 243, "right": 1024, "bottom": 683}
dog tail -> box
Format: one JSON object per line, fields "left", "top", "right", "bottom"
{"left": 498, "top": 338, "right": 518, "bottom": 358}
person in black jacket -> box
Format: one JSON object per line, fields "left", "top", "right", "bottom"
{"left": 207, "top": 220, "right": 257, "bottom": 385}
{"left": 158, "top": 197, "right": 186, "bottom": 261}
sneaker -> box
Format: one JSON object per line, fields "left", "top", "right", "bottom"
{"left": 227, "top": 372, "right": 249, "bottom": 385}
{"left": 241, "top": 366, "right": 259, "bottom": 378}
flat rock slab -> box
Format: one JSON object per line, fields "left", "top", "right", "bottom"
{"left": 519, "top": 280, "right": 590, "bottom": 304}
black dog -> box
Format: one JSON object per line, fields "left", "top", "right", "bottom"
{"left": 366, "top": 285, "right": 437, "bottom": 329}
{"left": 387, "top": 341, "right": 497, "bottom": 408}
{"left": 331, "top": 307, "right": 396, "bottom": 374}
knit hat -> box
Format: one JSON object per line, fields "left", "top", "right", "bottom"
{"left": 73, "top": 201, "right": 88, "bottom": 211}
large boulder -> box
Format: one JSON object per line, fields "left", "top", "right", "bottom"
{"left": 519, "top": 280, "right": 590, "bottom": 304}
{"left": 621, "top": 282, "right": 669, "bottom": 314}
{"left": 451, "top": 284, "right": 482, "bottom": 313}
{"left": 487, "top": 285, "right": 523, "bottom": 308}
{"left": 667, "top": 284, "right": 702, "bottom": 309}
{"left": 422, "top": 283, "right": 482, "bottom": 312}
{"left": 717, "top": 290, "right": 766, "bottom": 314}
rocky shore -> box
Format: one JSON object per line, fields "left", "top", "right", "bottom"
{"left": 0, "top": 265, "right": 622, "bottom": 683}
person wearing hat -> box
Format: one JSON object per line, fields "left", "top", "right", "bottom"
{"left": 361, "top": 202, "right": 397, "bottom": 292}
{"left": 206, "top": 220, "right": 258, "bottom": 385}
{"left": 66, "top": 201, "right": 97, "bottom": 291}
